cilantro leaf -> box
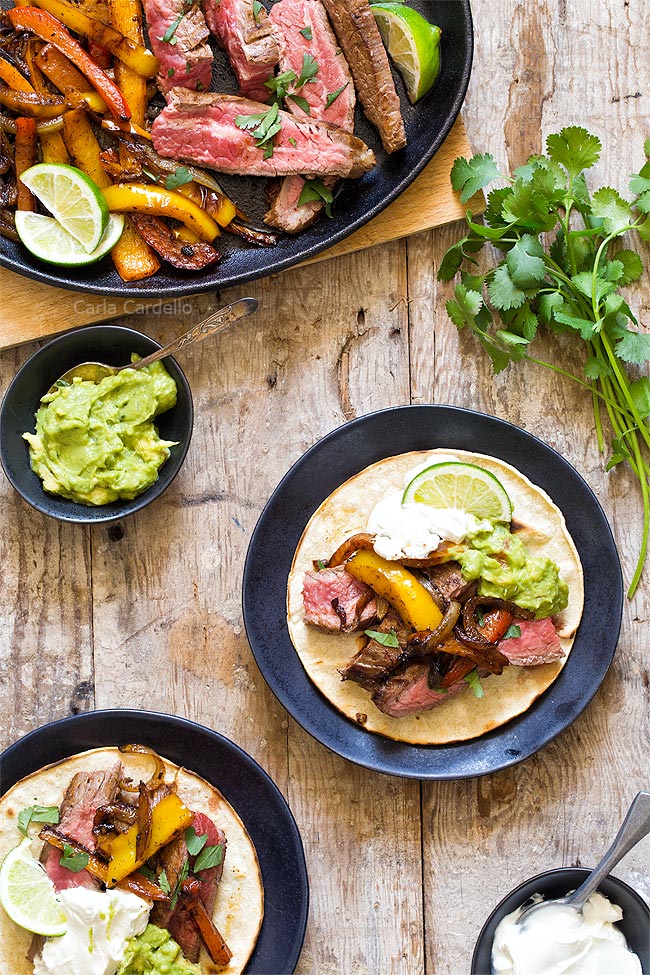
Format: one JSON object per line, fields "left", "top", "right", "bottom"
{"left": 252, "top": 0, "right": 263, "bottom": 22}
{"left": 60, "top": 845, "right": 89, "bottom": 873}
{"left": 265, "top": 69, "right": 298, "bottom": 103}
{"left": 298, "top": 178, "right": 334, "bottom": 216}
{"left": 194, "top": 843, "right": 223, "bottom": 873}
{"left": 364, "top": 628, "right": 399, "bottom": 647}
{"left": 502, "top": 624, "right": 522, "bottom": 640}
{"left": 505, "top": 234, "right": 547, "bottom": 288}
{"left": 296, "top": 52, "right": 319, "bottom": 87}
{"left": 463, "top": 669, "right": 484, "bottom": 698}
{"left": 165, "top": 166, "right": 193, "bottom": 191}
{"left": 488, "top": 265, "right": 527, "bottom": 311}
{"left": 554, "top": 311, "right": 601, "bottom": 341}
{"left": 160, "top": 10, "right": 184, "bottom": 44}
{"left": 614, "top": 249, "right": 643, "bottom": 285}
{"left": 185, "top": 826, "right": 208, "bottom": 857}
{"left": 450, "top": 153, "right": 502, "bottom": 204}
{"left": 630, "top": 377, "right": 650, "bottom": 419}
{"left": 615, "top": 328, "right": 650, "bottom": 365}
{"left": 591, "top": 187, "right": 633, "bottom": 235}
{"left": 300, "top": 25, "right": 312, "bottom": 39}
{"left": 583, "top": 356, "right": 611, "bottom": 380}
{"left": 446, "top": 283, "right": 483, "bottom": 328}
{"left": 235, "top": 103, "right": 282, "bottom": 158}
{"left": 288, "top": 93, "right": 310, "bottom": 113}
{"left": 545, "top": 126, "right": 601, "bottom": 179}
{"left": 158, "top": 869, "right": 171, "bottom": 894}
{"left": 325, "top": 83, "right": 348, "bottom": 108}
{"left": 18, "top": 804, "right": 59, "bottom": 836}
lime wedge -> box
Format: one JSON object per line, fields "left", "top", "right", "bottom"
{"left": 18, "top": 163, "right": 109, "bottom": 251}
{"left": 403, "top": 462, "right": 513, "bottom": 522}
{"left": 0, "top": 838, "right": 67, "bottom": 937}
{"left": 15, "top": 212, "right": 124, "bottom": 267}
{"left": 371, "top": 3, "right": 441, "bottom": 103}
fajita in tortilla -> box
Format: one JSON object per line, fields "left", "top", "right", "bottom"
{"left": 0, "top": 746, "right": 263, "bottom": 975}
{"left": 287, "top": 449, "right": 584, "bottom": 744}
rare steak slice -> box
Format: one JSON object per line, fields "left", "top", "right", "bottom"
{"left": 320, "top": 0, "right": 406, "bottom": 153}
{"left": 203, "top": 0, "right": 279, "bottom": 102}
{"left": 43, "top": 763, "right": 121, "bottom": 891}
{"left": 340, "top": 609, "right": 410, "bottom": 690}
{"left": 265, "top": 0, "right": 355, "bottom": 232}
{"left": 303, "top": 564, "right": 378, "bottom": 633}
{"left": 151, "top": 812, "right": 226, "bottom": 963}
{"left": 143, "top": 0, "right": 213, "bottom": 95}
{"left": 151, "top": 90, "right": 375, "bottom": 178}
{"left": 498, "top": 618, "right": 564, "bottom": 666}
{"left": 372, "top": 663, "right": 467, "bottom": 718}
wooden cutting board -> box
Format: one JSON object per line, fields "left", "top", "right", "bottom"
{"left": 0, "top": 117, "right": 483, "bottom": 350}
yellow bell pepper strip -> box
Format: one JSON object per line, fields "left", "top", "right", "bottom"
{"left": 13, "top": 0, "right": 160, "bottom": 79}
{"left": 0, "top": 87, "right": 67, "bottom": 118}
{"left": 104, "top": 792, "right": 194, "bottom": 887}
{"left": 6, "top": 7, "right": 132, "bottom": 121}
{"left": 108, "top": 0, "right": 147, "bottom": 127}
{"left": 0, "top": 57, "right": 34, "bottom": 93}
{"left": 38, "top": 825, "right": 109, "bottom": 883}
{"left": 15, "top": 117, "right": 38, "bottom": 210}
{"left": 35, "top": 44, "right": 108, "bottom": 114}
{"left": 62, "top": 107, "right": 111, "bottom": 188}
{"left": 0, "top": 53, "right": 69, "bottom": 160}
{"left": 345, "top": 549, "right": 444, "bottom": 632}
{"left": 102, "top": 183, "right": 221, "bottom": 243}
{"left": 101, "top": 117, "right": 152, "bottom": 141}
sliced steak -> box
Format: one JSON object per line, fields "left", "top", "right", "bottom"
{"left": 43, "top": 763, "right": 121, "bottom": 891}
{"left": 152, "top": 90, "right": 375, "bottom": 177}
{"left": 152, "top": 812, "right": 226, "bottom": 963}
{"left": 499, "top": 618, "right": 564, "bottom": 666}
{"left": 265, "top": 0, "right": 355, "bottom": 231}
{"left": 303, "top": 564, "right": 378, "bottom": 632}
{"left": 420, "top": 561, "right": 476, "bottom": 604}
{"left": 340, "top": 609, "right": 409, "bottom": 690}
{"left": 203, "top": 0, "right": 279, "bottom": 102}
{"left": 320, "top": 0, "right": 406, "bottom": 153}
{"left": 372, "top": 663, "right": 467, "bottom": 718}
{"left": 144, "top": 0, "right": 213, "bottom": 95}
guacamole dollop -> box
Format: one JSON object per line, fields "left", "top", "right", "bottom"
{"left": 117, "top": 924, "right": 201, "bottom": 975}
{"left": 23, "top": 359, "right": 178, "bottom": 506}
{"left": 451, "top": 523, "right": 569, "bottom": 618}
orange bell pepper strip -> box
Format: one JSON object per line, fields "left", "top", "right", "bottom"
{"left": 15, "top": 118, "right": 38, "bottom": 210}
{"left": 346, "top": 549, "right": 443, "bottom": 632}
{"left": 5, "top": 7, "right": 131, "bottom": 121}
{"left": 102, "top": 183, "right": 220, "bottom": 243}
{"left": 0, "top": 87, "right": 67, "bottom": 118}
{"left": 0, "top": 57, "right": 34, "bottom": 93}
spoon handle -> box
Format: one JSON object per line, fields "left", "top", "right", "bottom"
{"left": 127, "top": 297, "right": 258, "bottom": 371}
{"left": 569, "top": 791, "right": 650, "bottom": 910}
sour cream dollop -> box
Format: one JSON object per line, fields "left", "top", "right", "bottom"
{"left": 366, "top": 455, "right": 486, "bottom": 562}
{"left": 491, "top": 890, "right": 642, "bottom": 975}
{"left": 33, "top": 887, "right": 150, "bottom": 975}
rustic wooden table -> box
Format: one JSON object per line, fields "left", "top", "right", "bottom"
{"left": 1, "top": 0, "right": 648, "bottom": 971}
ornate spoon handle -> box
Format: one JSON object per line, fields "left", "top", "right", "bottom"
{"left": 126, "top": 297, "right": 258, "bottom": 371}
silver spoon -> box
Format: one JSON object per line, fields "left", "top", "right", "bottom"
{"left": 48, "top": 296, "right": 258, "bottom": 394}
{"left": 518, "top": 791, "right": 650, "bottom": 925}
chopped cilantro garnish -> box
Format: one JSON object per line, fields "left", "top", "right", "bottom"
{"left": 60, "top": 845, "right": 89, "bottom": 873}
{"left": 165, "top": 165, "right": 193, "bottom": 190}
{"left": 235, "top": 103, "right": 282, "bottom": 158}
{"left": 503, "top": 623, "right": 522, "bottom": 640}
{"left": 296, "top": 52, "right": 319, "bottom": 87}
{"left": 298, "top": 178, "right": 334, "bottom": 217}
{"left": 364, "top": 628, "right": 399, "bottom": 648}
{"left": 288, "top": 93, "right": 310, "bottom": 114}
{"left": 185, "top": 826, "right": 208, "bottom": 856}
{"left": 18, "top": 804, "right": 59, "bottom": 836}
{"left": 194, "top": 843, "right": 223, "bottom": 873}
{"left": 325, "top": 83, "right": 348, "bottom": 108}
{"left": 463, "top": 669, "right": 484, "bottom": 699}
{"left": 167, "top": 67, "right": 175, "bottom": 78}
{"left": 300, "top": 25, "right": 312, "bottom": 39}
{"left": 252, "top": 0, "right": 263, "bottom": 22}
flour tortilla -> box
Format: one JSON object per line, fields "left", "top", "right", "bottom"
{"left": 287, "top": 449, "right": 584, "bottom": 744}
{"left": 0, "top": 747, "right": 263, "bottom": 975}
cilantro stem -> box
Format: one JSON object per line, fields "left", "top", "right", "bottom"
{"left": 593, "top": 382, "right": 605, "bottom": 453}
{"left": 598, "top": 333, "right": 650, "bottom": 454}
{"left": 523, "top": 354, "right": 625, "bottom": 413}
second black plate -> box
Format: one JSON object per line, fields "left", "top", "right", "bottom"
{"left": 242, "top": 405, "right": 623, "bottom": 779}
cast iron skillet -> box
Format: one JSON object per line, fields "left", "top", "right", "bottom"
{"left": 0, "top": 1, "right": 473, "bottom": 296}
{"left": 242, "top": 405, "right": 624, "bottom": 780}
{"left": 1, "top": 710, "right": 309, "bottom": 974}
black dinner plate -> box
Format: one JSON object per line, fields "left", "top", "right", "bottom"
{"left": 242, "top": 405, "right": 623, "bottom": 779}
{"left": 0, "top": 1, "right": 473, "bottom": 297}
{"left": 0, "top": 710, "right": 309, "bottom": 974}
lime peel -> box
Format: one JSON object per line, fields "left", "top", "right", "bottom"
{"left": 403, "top": 461, "right": 513, "bottom": 522}
{"left": 371, "top": 2, "right": 441, "bottom": 104}
{"left": 18, "top": 163, "right": 109, "bottom": 252}
{"left": 15, "top": 212, "right": 124, "bottom": 267}
{"left": 0, "top": 837, "right": 67, "bottom": 937}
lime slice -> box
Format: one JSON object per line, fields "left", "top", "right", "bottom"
{"left": 403, "top": 462, "right": 513, "bottom": 522}
{"left": 15, "top": 212, "right": 124, "bottom": 267}
{"left": 0, "top": 838, "right": 67, "bottom": 937}
{"left": 18, "top": 163, "right": 109, "bottom": 251}
{"left": 371, "top": 3, "right": 441, "bottom": 103}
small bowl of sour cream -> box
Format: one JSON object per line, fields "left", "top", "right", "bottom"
{"left": 471, "top": 867, "right": 649, "bottom": 975}
{"left": 0, "top": 323, "right": 193, "bottom": 524}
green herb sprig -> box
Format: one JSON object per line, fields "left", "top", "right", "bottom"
{"left": 235, "top": 103, "right": 282, "bottom": 159}
{"left": 18, "top": 804, "right": 59, "bottom": 836}
{"left": 60, "top": 845, "right": 90, "bottom": 873}
{"left": 440, "top": 128, "right": 650, "bottom": 597}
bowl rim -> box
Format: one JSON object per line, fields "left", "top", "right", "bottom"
{"left": 0, "top": 323, "right": 193, "bottom": 525}
{"left": 471, "top": 866, "right": 650, "bottom": 974}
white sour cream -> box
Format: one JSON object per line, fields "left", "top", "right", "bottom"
{"left": 33, "top": 888, "right": 150, "bottom": 975}
{"left": 491, "top": 890, "right": 642, "bottom": 975}
{"left": 366, "top": 455, "right": 485, "bottom": 562}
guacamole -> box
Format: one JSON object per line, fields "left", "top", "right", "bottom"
{"left": 117, "top": 925, "right": 200, "bottom": 975}
{"left": 23, "top": 359, "right": 178, "bottom": 506}
{"left": 452, "top": 523, "right": 569, "bottom": 618}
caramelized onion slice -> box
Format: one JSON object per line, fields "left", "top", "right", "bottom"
{"left": 119, "top": 744, "right": 166, "bottom": 788}
{"left": 327, "top": 533, "right": 375, "bottom": 567}
{"left": 405, "top": 600, "right": 462, "bottom": 660}
{"left": 135, "top": 781, "right": 154, "bottom": 862}
{"left": 463, "top": 595, "right": 534, "bottom": 641}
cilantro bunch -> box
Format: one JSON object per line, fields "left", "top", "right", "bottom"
{"left": 440, "top": 128, "right": 650, "bottom": 597}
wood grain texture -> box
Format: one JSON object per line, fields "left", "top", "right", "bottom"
{"left": 1, "top": 1, "right": 649, "bottom": 973}
{"left": 0, "top": 118, "right": 482, "bottom": 351}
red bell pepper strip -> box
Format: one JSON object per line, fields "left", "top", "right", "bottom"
{"left": 15, "top": 117, "right": 38, "bottom": 210}
{"left": 87, "top": 40, "right": 112, "bottom": 70}
{"left": 5, "top": 7, "right": 131, "bottom": 121}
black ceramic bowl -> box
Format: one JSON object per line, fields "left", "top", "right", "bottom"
{"left": 472, "top": 867, "right": 650, "bottom": 975}
{"left": 0, "top": 325, "right": 193, "bottom": 524}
